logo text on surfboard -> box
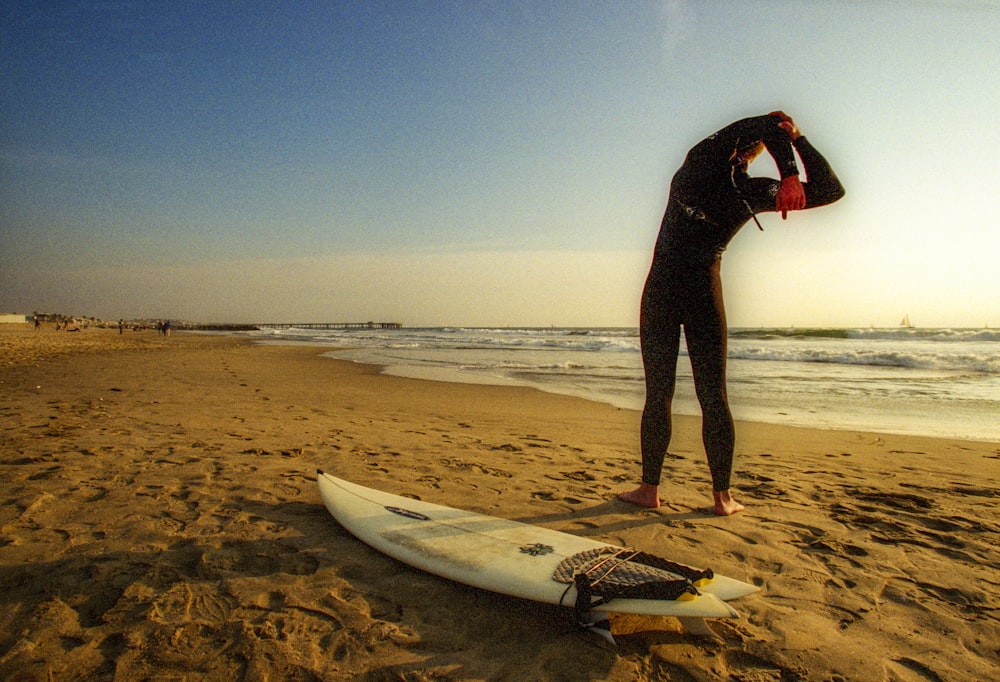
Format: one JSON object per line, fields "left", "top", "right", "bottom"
{"left": 385, "top": 506, "right": 430, "bottom": 520}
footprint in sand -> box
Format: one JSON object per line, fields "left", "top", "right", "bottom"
{"left": 884, "top": 657, "right": 946, "bottom": 682}
{"left": 530, "top": 491, "right": 581, "bottom": 504}
{"left": 197, "top": 540, "right": 318, "bottom": 579}
{"left": 442, "top": 458, "right": 512, "bottom": 478}
{"left": 492, "top": 443, "right": 523, "bottom": 453}
{"left": 806, "top": 538, "right": 869, "bottom": 557}
{"left": 150, "top": 582, "right": 239, "bottom": 626}
{"left": 854, "top": 490, "right": 933, "bottom": 512}
{"left": 724, "top": 650, "right": 807, "bottom": 680}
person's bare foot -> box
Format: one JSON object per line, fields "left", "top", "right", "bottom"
{"left": 713, "top": 489, "right": 745, "bottom": 516}
{"left": 617, "top": 483, "right": 660, "bottom": 508}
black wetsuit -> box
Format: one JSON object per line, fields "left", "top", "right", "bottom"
{"left": 640, "top": 114, "right": 845, "bottom": 491}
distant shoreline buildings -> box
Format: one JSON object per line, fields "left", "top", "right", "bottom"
{"left": 0, "top": 313, "right": 403, "bottom": 332}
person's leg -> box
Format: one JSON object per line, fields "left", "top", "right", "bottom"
{"left": 683, "top": 261, "right": 743, "bottom": 515}
{"left": 619, "top": 269, "right": 681, "bottom": 508}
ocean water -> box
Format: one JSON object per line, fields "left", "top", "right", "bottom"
{"left": 245, "top": 326, "right": 1000, "bottom": 442}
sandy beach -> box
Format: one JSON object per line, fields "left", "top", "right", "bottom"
{"left": 1, "top": 323, "right": 997, "bottom": 680}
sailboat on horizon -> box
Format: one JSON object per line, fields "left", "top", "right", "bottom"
{"left": 900, "top": 314, "right": 913, "bottom": 328}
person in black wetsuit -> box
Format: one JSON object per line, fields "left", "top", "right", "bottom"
{"left": 618, "top": 111, "right": 845, "bottom": 515}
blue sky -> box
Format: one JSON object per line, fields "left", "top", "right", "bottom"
{"left": 3, "top": 1, "right": 999, "bottom": 327}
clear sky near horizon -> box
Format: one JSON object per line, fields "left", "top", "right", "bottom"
{"left": 2, "top": 1, "right": 999, "bottom": 327}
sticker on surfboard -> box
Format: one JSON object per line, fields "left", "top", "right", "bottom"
{"left": 520, "top": 543, "right": 555, "bottom": 556}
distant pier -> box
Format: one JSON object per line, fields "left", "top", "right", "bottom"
{"left": 257, "top": 322, "right": 402, "bottom": 330}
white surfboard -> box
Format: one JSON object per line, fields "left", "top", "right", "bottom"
{"left": 317, "top": 471, "right": 758, "bottom": 620}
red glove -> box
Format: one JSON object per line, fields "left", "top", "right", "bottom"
{"left": 776, "top": 175, "right": 806, "bottom": 219}
{"left": 770, "top": 110, "right": 802, "bottom": 140}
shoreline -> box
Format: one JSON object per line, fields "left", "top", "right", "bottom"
{"left": 368, "top": 357, "right": 1000, "bottom": 443}
{"left": 1, "top": 324, "right": 997, "bottom": 680}
{"left": 8, "top": 324, "right": 994, "bottom": 447}
{"left": 251, "top": 325, "right": 1000, "bottom": 443}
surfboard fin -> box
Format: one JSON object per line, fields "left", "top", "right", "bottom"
{"left": 678, "top": 617, "right": 722, "bottom": 641}
{"left": 582, "top": 615, "right": 616, "bottom": 646}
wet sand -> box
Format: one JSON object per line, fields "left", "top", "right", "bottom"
{"left": 1, "top": 323, "right": 997, "bottom": 680}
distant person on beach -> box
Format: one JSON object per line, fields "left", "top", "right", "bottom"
{"left": 619, "top": 111, "right": 845, "bottom": 516}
